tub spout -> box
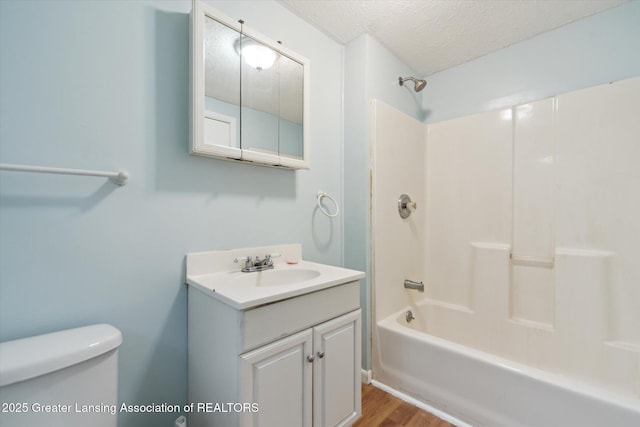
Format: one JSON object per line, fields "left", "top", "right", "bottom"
{"left": 404, "top": 279, "right": 424, "bottom": 292}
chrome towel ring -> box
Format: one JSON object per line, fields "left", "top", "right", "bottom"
{"left": 317, "top": 191, "right": 339, "bottom": 218}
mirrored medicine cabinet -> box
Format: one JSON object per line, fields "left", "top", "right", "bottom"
{"left": 190, "top": 0, "right": 310, "bottom": 169}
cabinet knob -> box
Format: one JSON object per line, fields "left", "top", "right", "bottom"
{"left": 306, "top": 355, "right": 315, "bottom": 363}
{"left": 317, "top": 351, "right": 325, "bottom": 359}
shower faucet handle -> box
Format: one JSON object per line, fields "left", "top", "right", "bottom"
{"left": 398, "top": 194, "right": 417, "bottom": 218}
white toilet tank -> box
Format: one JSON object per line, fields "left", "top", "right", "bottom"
{"left": 0, "top": 324, "right": 122, "bottom": 427}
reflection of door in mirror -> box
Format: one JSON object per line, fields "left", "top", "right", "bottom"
{"left": 204, "top": 15, "right": 240, "bottom": 150}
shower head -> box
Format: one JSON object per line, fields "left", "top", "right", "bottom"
{"left": 399, "top": 76, "right": 427, "bottom": 92}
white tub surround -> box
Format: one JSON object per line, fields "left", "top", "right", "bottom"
{"left": 371, "top": 76, "right": 640, "bottom": 426}
{"left": 186, "top": 244, "right": 364, "bottom": 427}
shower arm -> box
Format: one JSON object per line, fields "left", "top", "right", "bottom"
{"left": 398, "top": 76, "right": 427, "bottom": 92}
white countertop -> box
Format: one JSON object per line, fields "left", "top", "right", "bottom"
{"left": 187, "top": 260, "right": 364, "bottom": 310}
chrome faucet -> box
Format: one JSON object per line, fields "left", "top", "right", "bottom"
{"left": 234, "top": 253, "right": 281, "bottom": 272}
{"left": 404, "top": 279, "right": 424, "bottom": 292}
{"left": 253, "top": 254, "right": 274, "bottom": 267}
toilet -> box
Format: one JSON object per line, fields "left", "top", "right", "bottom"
{"left": 0, "top": 324, "right": 122, "bottom": 427}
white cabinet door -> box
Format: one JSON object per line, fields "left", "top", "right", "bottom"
{"left": 313, "top": 310, "right": 362, "bottom": 427}
{"left": 240, "top": 329, "right": 313, "bottom": 427}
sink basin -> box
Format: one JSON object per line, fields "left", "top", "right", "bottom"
{"left": 231, "top": 268, "right": 321, "bottom": 287}
{"left": 186, "top": 244, "right": 366, "bottom": 309}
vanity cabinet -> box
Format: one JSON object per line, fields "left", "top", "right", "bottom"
{"left": 188, "top": 280, "right": 361, "bottom": 427}
{"left": 240, "top": 310, "right": 360, "bottom": 427}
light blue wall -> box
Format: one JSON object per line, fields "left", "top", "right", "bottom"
{"left": 422, "top": 1, "right": 640, "bottom": 123}
{"left": 0, "top": 1, "right": 343, "bottom": 426}
{"left": 344, "top": 34, "right": 424, "bottom": 370}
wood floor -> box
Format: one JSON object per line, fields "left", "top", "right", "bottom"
{"left": 354, "top": 383, "right": 456, "bottom": 427}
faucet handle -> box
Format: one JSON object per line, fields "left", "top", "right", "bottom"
{"left": 234, "top": 256, "right": 253, "bottom": 268}
{"left": 264, "top": 253, "right": 281, "bottom": 266}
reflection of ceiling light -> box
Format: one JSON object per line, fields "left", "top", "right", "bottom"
{"left": 242, "top": 44, "right": 277, "bottom": 70}
{"left": 235, "top": 37, "right": 278, "bottom": 71}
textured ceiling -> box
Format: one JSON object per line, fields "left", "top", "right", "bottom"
{"left": 279, "top": 0, "right": 627, "bottom": 76}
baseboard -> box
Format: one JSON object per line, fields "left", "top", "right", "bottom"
{"left": 369, "top": 380, "right": 470, "bottom": 427}
{"left": 360, "top": 369, "right": 372, "bottom": 384}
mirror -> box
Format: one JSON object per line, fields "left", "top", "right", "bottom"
{"left": 278, "top": 55, "right": 305, "bottom": 162}
{"left": 203, "top": 14, "right": 240, "bottom": 156}
{"left": 190, "top": 0, "right": 310, "bottom": 169}
{"left": 240, "top": 34, "right": 280, "bottom": 163}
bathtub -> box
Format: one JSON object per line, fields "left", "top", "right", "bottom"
{"left": 373, "top": 305, "right": 640, "bottom": 427}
